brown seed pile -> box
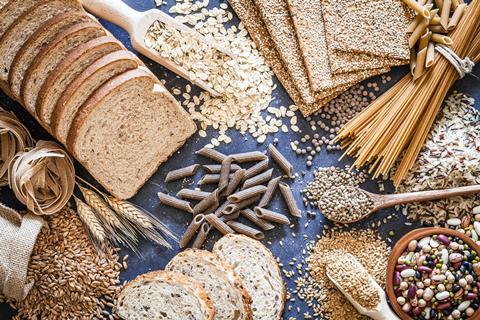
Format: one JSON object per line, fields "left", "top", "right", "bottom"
{"left": 327, "top": 250, "right": 380, "bottom": 310}
{"left": 318, "top": 186, "right": 373, "bottom": 223}
{"left": 3, "top": 207, "right": 123, "bottom": 320}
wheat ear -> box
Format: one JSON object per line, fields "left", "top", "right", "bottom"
{"left": 74, "top": 196, "right": 107, "bottom": 254}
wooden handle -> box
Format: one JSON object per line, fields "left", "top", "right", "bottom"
{"left": 374, "top": 184, "right": 480, "bottom": 210}
{"left": 81, "top": 0, "right": 141, "bottom": 33}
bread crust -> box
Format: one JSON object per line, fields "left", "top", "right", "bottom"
{"left": 213, "top": 234, "right": 286, "bottom": 320}
{"left": 166, "top": 249, "right": 253, "bottom": 320}
{"left": 116, "top": 270, "right": 215, "bottom": 320}
{"left": 50, "top": 50, "right": 140, "bottom": 140}
{"left": 36, "top": 35, "right": 124, "bottom": 125}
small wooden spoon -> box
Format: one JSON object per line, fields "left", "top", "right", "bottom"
{"left": 326, "top": 184, "right": 480, "bottom": 224}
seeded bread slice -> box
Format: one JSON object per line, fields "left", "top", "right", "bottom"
{"left": 166, "top": 249, "right": 253, "bottom": 320}
{"left": 116, "top": 270, "right": 215, "bottom": 320}
{"left": 21, "top": 22, "right": 106, "bottom": 115}
{"left": 9, "top": 12, "right": 93, "bottom": 101}
{"left": 0, "top": 0, "right": 84, "bottom": 95}
{"left": 213, "top": 234, "right": 285, "bottom": 320}
{"left": 66, "top": 68, "right": 196, "bottom": 199}
{"left": 36, "top": 36, "right": 124, "bottom": 126}
{"left": 51, "top": 51, "right": 141, "bottom": 144}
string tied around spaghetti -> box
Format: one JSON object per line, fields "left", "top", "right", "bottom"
{"left": 435, "top": 44, "right": 475, "bottom": 78}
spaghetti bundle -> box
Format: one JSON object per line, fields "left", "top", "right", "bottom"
{"left": 335, "top": 0, "right": 480, "bottom": 186}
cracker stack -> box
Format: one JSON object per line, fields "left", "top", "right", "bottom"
{"left": 228, "top": 0, "right": 412, "bottom": 116}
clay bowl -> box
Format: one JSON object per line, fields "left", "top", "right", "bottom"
{"left": 386, "top": 227, "right": 480, "bottom": 320}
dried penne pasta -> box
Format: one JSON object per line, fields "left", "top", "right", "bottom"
{"left": 268, "top": 144, "right": 294, "bottom": 178}
{"left": 419, "top": 30, "right": 432, "bottom": 50}
{"left": 226, "top": 221, "right": 264, "bottom": 240}
{"left": 231, "top": 151, "right": 267, "bottom": 163}
{"left": 176, "top": 189, "right": 210, "bottom": 201}
{"left": 203, "top": 202, "right": 218, "bottom": 215}
{"left": 179, "top": 214, "right": 205, "bottom": 248}
{"left": 429, "top": 25, "right": 448, "bottom": 33}
{"left": 410, "top": 50, "right": 417, "bottom": 76}
{"left": 195, "top": 147, "right": 227, "bottom": 163}
{"left": 157, "top": 192, "right": 193, "bottom": 213}
{"left": 254, "top": 207, "right": 290, "bottom": 225}
{"left": 409, "top": 18, "right": 429, "bottom": 48}
{"left": 402, "top": 0, "right": 431, "bottom": 18}
{"left": 193, "top": 189, "right": 219, "bottom": 215}
{"left": 451, "top": 0, "right": 459, "bottom": 9}
{"left": 425, "top": 42, "right": 436, "bottom": 67}
{"left": 240, "top": 209, "right": 275, "bottom": 231}
{"left": 407, "top": 14, "right": 423, "bottom": 33}
{"left": 431, "top": 33, "right": 453, "bottom": 45}
{"left": 219, "top": 210, "right": 240, "bottom": 222}
{"left": 205, "top": 214, "right": 234, "bottom": 235}
{"left": 224, "top": 169, "right": 246, "bottom": 196}
{"left": 203, "top": 163, "right": 242, "bottom": 173}
{"left": 192, "top": 222, "right": 210, "bottom": 248}
{"left": 164, "top": 164, "right": 199, "bottom": 182}
{"left": 429, "top": 9, "right": 441, "bottom": 25}
{"left": 244, "top": 158, "right": 269, "bottom": 180}
{"left": 214, "top": 201, "right": 230, "bottom": 217}
{"left": 223, "top": 195, "right": 261, "bottom": 215}
{"left": 228, "top": 185, "right": 267, "bottom": 203}
{"left": 434, "top": 0, "right": 443, "bottom": 10}
{"left": 258, "top": 176, "right": 281, "bottom": 208}
{"left": 242, "top": 168, "right": 273, "bottom": 189}
{"left": 278, "top": 182, "right": 301, "bottom": 217}
{"left": 440, "top": 0, "right": 451, "bottom": 29}
{"left": 414, "top": 47, "right": 428, "bottom": 80}
{"left": 447, "top": 3, "right": 467, "bottom": 30}
{"left": 198, "top": 173, "right": 234, "bottom": 185}
{"left": 218, "top": 156, "right": 233, "bottom": 194}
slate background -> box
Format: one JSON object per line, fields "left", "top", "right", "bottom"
{"left": 0, "top": 0, "right": 479, "bottom": 319}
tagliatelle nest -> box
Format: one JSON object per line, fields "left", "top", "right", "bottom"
{"left": 0, "top": 109, "right": 34, "bottom": 186}
{"left": 8, "top": 140, "right": 75, "bottom": 216}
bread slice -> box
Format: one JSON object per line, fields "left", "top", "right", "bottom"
{"left": 9, "top": 12, "right": 93, "bottom": 100}
{"left": 0, "top": 0, "right": 84, "bottom": 94}
{"left": 0, "top": 0, "right": 38, "bottom": 40}
{"left": 36, "top": 36, "right": 124, "bottom": 126}
{"left": 166, "top": 249, "right": 253, "bottom": 320}
{"left": 213, "top": 234, "right": 285, "bottom": 320}
{"left": 21, "top": 21, "right": 106, "bottom": 115}
{"left": 115, "top": 270, "right": 215, "bottom": 320}
{"left": 66, "top": 68, "right": 196, "bottom": 199}
{"left": 51, "top": 51, "right": 141, "bottom": 144}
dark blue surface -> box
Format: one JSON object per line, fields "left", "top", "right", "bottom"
{"left": 0, "top": 0, "right": 479, "bottom": 319}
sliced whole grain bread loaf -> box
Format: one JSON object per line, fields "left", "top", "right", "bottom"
{"left": 66, "top": 68, "right": 196, "bottom": 199}
{"left": 9, "top": 12, "right": 93, "bottom": 100}
{"left": 166, "top": 249, "right": 253, "bottom": 320}
{"left": 51, "top": 51, "right": 141, "bottom": 144}
{"left": 21, "top": 21, "right": 106, "bottom": 115}
{"left": 213, "top": 234, "right": 285, "bottom": 320}
{"left": 115, "top": 270, "right": 215, "bottom": 320}
{"left": 36, "top": 36, "right": 124, "bottom": 126}
{"left": 0, "top": 0, "right": 84, "bottom": 94}
{"left": 0, "top": 0, "right": 38, "bottom": 39}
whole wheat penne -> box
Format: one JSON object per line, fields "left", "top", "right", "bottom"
{"left": 157, "top": 192, "right": 193, "bottom": 213}
{"left": 203, "top": 163, "right": 242, "bottom": 173}
{"left": 434, "top": 0, "right": 443, "bottom": 10}
{"left": 254, "top": 207, "right": 290, "bottom": 225}
{"left": 240, "top": 209, "right": 275, "bottom": 230}
{"left": 226, "top": 221, "right": 264, "bottom": 240}
{"left": 425, "top": 42, "right": 436, "bottom": 67}
{"left": 429, "top": 9, "right": 441, "bottom": 25}
{"left": 257, "top": 176, "right": 281, "bottom": 208}
{"left": 419, "top": 30, "right": 432, "bottom": 50}
{"left": 451, "top": 0, "right": 459, "bottom": 9}
{"left": 165, "top": 164, "right": 199, "bottom": 182}
{"left": 195, "top": 147, "right": 227, "bottom": 162}
{"left": 447, "top": 3, "right": 467, "bottom": 30}
{"left": 429, "top": 25, "right": 448, "bottom": 33}
{"left": 410, "top": 50, "right": 417, "bottom": 76}
{"left": 214, "top": 201, "right": 230, "bottom": 217}
{"left": 205, "top": 214, "right": 234, "bottom": 235}
{"left": 224, "top": 169, "right": 246, "bottom": 196}
{"left": 440, "top": 0, "right": 451, "bottom": 29}
{"left": 268, "top": 144, "right": 294, "bottom": 178}
{"left": 409, "top": 18, "right": 429, "bottom": 48}
{"left": 219, "top": 210, "right": 240, "bottom": 222}
{"left": 176, "top": 189, "right": 210, "bottom": 201}
{"left": 192, "top": 222, "right": 210, "bottom": 248}
{"left": 198, "top": 173, "right": 234, "bottom": 185}
{"left": 278, "top": 182, "right": 302, "bottom": 217}
{"left": 413, "top": 47, "right": 428, "bottom": 80}
{"left": 407, "top": 14, "right": 423, "bottom": 33}
{"left": 204, "top": 202, "right": 218, "bottom": 215}
{"left": 228, "top": 185, "right": 267, "bottom": 203}
{"left": 244, "top": 158, "right": 269, "bottom": 180}
{"left": 431, "top": 33, "right": 453, "bottom": 45}
{"left": 179, "top": 214, "right": 205, "bottom": 248}
{"left": 223, "top": 195, "right": 261, "bottom": 215}
{"left": 193, "top": 189, "right": 219, "bottom": 214}
{"left": 402, "top": 0, "right": 431, "bottom": 18}
{"left": 218, "top": 156, "right": 233, "bottom": 193}
{"left": 242, "top": 168, "right": 273, "bottom": 189}
{"left": 231, "top": 151, "right": 267, "bottom": 163}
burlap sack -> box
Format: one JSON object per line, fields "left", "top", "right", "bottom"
{"left": 0, "top": 202, "right": 44, "bottom": 301}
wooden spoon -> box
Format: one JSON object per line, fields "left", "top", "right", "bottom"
{"left": 326, "top": 253, "right": 400, "bottom": 320}
{"left": 81, "top": 0, "right": 237, "bottom": 97}
{"left": 326, "top": 184, "right": 480, "bottom": 224}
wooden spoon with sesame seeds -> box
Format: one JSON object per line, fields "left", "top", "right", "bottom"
{"left": 324, "top": 185, "right": 480, "bottom": 224}
{"left": 81, "top": 0, "right": 237, "bottom": 97}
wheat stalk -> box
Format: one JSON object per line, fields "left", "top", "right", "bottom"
{"left": 74, "top": 196, "right": 107, "bottom": 254}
